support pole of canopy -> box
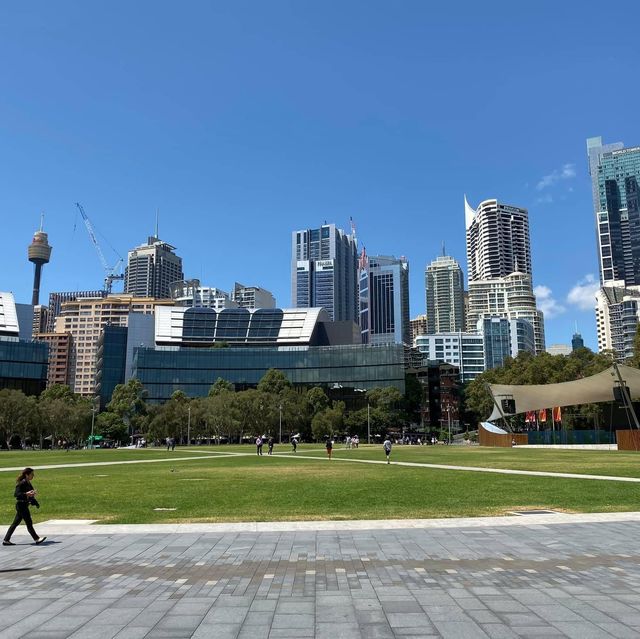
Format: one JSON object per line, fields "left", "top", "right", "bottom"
{"left": 612, "top": 362, "right": 640, "bottom": 431}
{"left": 484, "top": 381, "right": 512, "bottom": 432}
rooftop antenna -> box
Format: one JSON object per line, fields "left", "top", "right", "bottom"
{"left": 575, "top": 320, "right": 579, "bottom": 333}
{"left": 442, "top": 240, "right": 445, "bottom": 257}
{"left": 40, "top": 211, "right": 45, "bottom": 232}
{"left": 155, "top": 207, "right": 159, "bottom": 239}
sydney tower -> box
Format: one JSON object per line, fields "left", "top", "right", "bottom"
{"left": 28, "top": 219, "right": 52, "bottom": 306}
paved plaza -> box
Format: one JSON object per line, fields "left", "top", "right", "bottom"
{"left": 0, "top": 513, "right": 640, "bottom": 638}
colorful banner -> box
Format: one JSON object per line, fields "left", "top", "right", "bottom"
{"left": 553, "top": 406, "right": 562, "bottom": 423}
{"left": 538, "top": 408, "right": 547, "bottom": 422}
{"left": 525, "top": 411, "right": 536, "bottom": 423}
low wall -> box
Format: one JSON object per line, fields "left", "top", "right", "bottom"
{"left": 616, "top": 430, "right": 640, "bottom": 451}
{"left": 479, "top": 430, "right": 527, "bottom": 448}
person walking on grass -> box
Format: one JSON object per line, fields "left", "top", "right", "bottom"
{"left": 256, "top": 436, "right": 263, "bottom": 456}
{"left": 291, "top": 437, "right": 298, "bottom": 453}
{"left": 268, "top": 437, "right": 274, "bottom": 455}
{"left": 3, "top": 467, "right": 46, "bottom": 546}
{"left": 383, "top": 436, "right": 392, "bottom": 464}
{"left": 325, "top": 436, "right": 333, "bottom": 460}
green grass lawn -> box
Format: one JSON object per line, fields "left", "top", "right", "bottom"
{"left": 0, "top": 444, "right": 638, "bottom": 525}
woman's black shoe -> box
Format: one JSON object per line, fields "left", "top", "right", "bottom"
{"left": 2, "top": 541, "right": 15, "bottom": 546}
{"left": 35, "top": 537, "right": 47, "bottom": 545}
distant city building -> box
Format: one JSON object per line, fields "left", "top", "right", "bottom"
{"left": 587, "top": 136, "right": 640, "bottom": 286}
{"left": 415, "top": 317, "right": 535, "bottom": 383}
{"left": 466, "top": 273, "right": 545, "bottom": 354}
{"left": 546, "top": 344, "right": 572, "bottom": 356}
{"left": 359, "top": 253, "right": 410, "bottom": 345}
{"left": 572, "top": 332, "right": 585, "bottom": 351}
{"left": 291, "top": 223, "right": 358, "bottom": 322}
{"left": 231, "top": 282, "right": 276, "bottom": 309}
{"left": 465, "top": 197, "right": 532, "bottom": 281}
{"left": 125, "top": 236, "right": 183, "bottom": 299}
{"left": 415, "top": 332, "right": 485, "bottom": 383}
{"left": 0, "top": 292, "right": 48, "bottom": 395}
{"left": 170, "top": 280, "right": 238, "bottom": 311}
{"left": 35, "top": 332, "right": 72, "bottom": 387}
{"left": 595, "top": 282, "right": 640, "bottom": 360}
{"left": 409, "top": 315, "right": 428, "bottom": 346}
{"left": 55, "top": 295, "right": 174, "bottom": 396}
{"left": 43, "top": 290, "right": 107, "bottom": 333}
{"left": 425, "top": 254, "right": 465, "bottom": 333}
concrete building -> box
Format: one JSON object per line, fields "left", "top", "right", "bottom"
{"left": 466, "top": 272, "right": 545, "bottom": 354}
{"left": 170, "top": 280, "right": 238, "bottom": 311}
{"left": 464, "top": 197, "right": 544, "bottom": 353}
{"left": 359, "top": 254, "right": 410, "bottom": 345}
{"left": 231, "top": 283, "right": 276, "bottom": 309}
{"left": 409, "top": 315, "right": 428, "bottom": 346}
{"left": 34, "top": 332, "right": 72, "bottom": 387}
{"left": 55, "top": 295, "right": 174, "bottom": 396}
{"left": 595, "top": 282, "right": 640, "bottom": 360}
{"left": 292, "top": 223, "right": 358, "bottom": 322}
{"left": 425, "top": 254, "right": 465, "bottom": 333}
{"left": 125, "top": 236, "right": 183, "bottom": 299}
{"left": 546, "top": 344, "right": 572, "bottom": 356}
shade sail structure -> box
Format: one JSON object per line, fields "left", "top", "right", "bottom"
{"left": 481, "top": 422, "right": 508, "bottom": 434}
{"left": 488, "top": 364, "right": 640, "bottom": 422}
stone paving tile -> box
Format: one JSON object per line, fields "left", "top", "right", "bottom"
{"left": 4, "top": 518, "right": 640, "bottom": 637}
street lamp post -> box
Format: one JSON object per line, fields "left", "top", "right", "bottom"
{"left": 279, "top": 404, "right": 282, "bottom": 444}
{"left": 447, "top": 404, "right": 451, "bottom": 445}
{"left": 90, "top": 401, "right": 97, "bottom": 449}
{"left": 367, "top": 401, "right": 370, "bottom": 445}
{"left": 187, "top": 405, "right": 191, "bottom": 446}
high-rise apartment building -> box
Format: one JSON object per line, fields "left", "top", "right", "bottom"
{"left": 409, "top": 315, "right": 428, "bottom": 346}
{"left": 425, "top": 254, "right": 465, "bottom": 333}
{"left": 465, "top": 197, "right": 532, "bottom": 281}
{"left": 125, "top": 236, "right": 183, "bottom": 299}
{"left": 55, "top": 295, "right": 174, "bottom": 396}
{"left": 291, "top": 224, "right": 358, "bottom": 322}
{"left": 359, "top": 254, "right": 410, "bottom": 345}
{"left": 571, "top": 331, "right": 584, "bottom": 351}
{"left": 44, "top": 290, "right": 107, "bottom": 333}
{"left": 465, "top": 197, "right": 545, "bottom": 353}
{"left": 231, "top": 282, "right": 276, "bottom": 309}
{"left": 587, "top": 137, "right": 640, "bottom": 286}
{"left": 595, "top": 282, "right": 640, "bottom": 360}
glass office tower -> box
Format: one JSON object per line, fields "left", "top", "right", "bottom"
{"left": 291, "top": 224, "right": 358, "bottom": 322}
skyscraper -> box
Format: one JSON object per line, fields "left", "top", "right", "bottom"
{"left": 359, "top": 254, "right": 410, "bottom": 345}
{"left": 571, "top": 331, "right": 584, "bottom": 351}
{"left": 587, "top": 136, "right": 640, "bottom": 285}
{"left": 465, "top": 197, "right": 545, "bottom": 353}
{"left": 125, "top": 236, "right": 183, "bottom": 299}
{"left": 425, "top": 254, "right": 465, "bottom": 333}
{"left": 231, "top": 282, "right": 276, "bottom": 309}
{"left": 291, "top": 223, "right": 358, "bottom": 322}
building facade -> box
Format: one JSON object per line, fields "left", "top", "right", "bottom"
{"left": 0, "top": 292, "right": 48, "bottom": 395}
{"left": 54, "top": 295, "right": 174, "bottom": 396}
{"left": 291, "top": 223, "right": 358, "bottom": 322}
{"left": 231, "top": 282, "right": 276, "bottom": 309}
{"left": 409, "top": 315, "right": 428, "bottom": 347}
{"left": 170, "top": 280, "right": 238, "bottom": 311}
{"left": 359, "top": 254, "right": 410, "bottom": 345}
{"left": 572, "top": 332, "right": 585, "bottom": 351}
{"left": 425, "top": 254, "right": 465, "bottom": 333}
{"left": 595, "top": 282, "right": 640, "bottom": 360}
{"left": 125, "top": 236, "right": 183, "bottom": 299}
{"left": 34, "top": 332, "right": 72, "bottom": 387}
{"left": 587, "top": 136, "right": 640, "bottom": 286}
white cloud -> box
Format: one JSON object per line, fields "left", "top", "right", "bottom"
{"left": 567, "top": 274, "right": 600, "bottom": 310}
{"left": 534, "top": 284, "right": 566, "bottom": 318}
{"left": 535, "top": 193, "right": 554, "bottom": 205}
{"left": 536, "top": 163, "right": 576, "bottom": 191}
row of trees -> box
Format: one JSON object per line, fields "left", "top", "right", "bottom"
{"left": 100, "top": 370, "right": 407, "bottom": 445}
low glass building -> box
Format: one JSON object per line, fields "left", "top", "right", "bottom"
{"left": 132, "top": 343, "right": 405, "bottom": 403}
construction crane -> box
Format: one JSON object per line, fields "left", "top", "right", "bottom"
{"left": 75, "top": 202, "right": 124, "bottom": 294}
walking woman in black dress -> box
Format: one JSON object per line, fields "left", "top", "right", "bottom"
{"left": 3, "top": 467, "right": 46, "bottom": 546}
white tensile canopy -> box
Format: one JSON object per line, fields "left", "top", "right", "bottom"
{"left": 487, "top": 364, "right": 640, "bottom": 422}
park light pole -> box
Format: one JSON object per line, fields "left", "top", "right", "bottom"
{"left": 187, "top": 404, "right": 191, "bottom": 446}
{"left": 279, "top": 403, "right": 282, "bottom": 444}
{"left": 447, "top": 404, "right": 451, "bottom": 444}
{"left": 90, "top": 397, "right": 98, "bottom": 449}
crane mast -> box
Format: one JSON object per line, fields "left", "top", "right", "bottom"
{"left": 75, "top": 202, "right": 124, "bottom": 294}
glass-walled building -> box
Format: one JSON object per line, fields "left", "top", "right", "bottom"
{"left": 132, "top": 343, "right": 405, "bottom": 403}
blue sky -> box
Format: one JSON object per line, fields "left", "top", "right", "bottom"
{"left": 2, "top": 1, "right": 639, "bottom": 350}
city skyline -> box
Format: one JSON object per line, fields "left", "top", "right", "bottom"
{"left": 3, "top": 3, "right": 640, "bottom": 350}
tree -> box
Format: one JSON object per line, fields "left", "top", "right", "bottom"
{"left": 306, "top": 387, "right": 329, "bottom": 417}
{"left": 0, "top": 390, "right": 38, "bottom": 449}
{"left": 257, "top": 369, "right": 292, "bottom": 395}
{"left": 311, "top": 403, "right": 344, "bottom": 441}
{"left": 208, "top": 378, "right": 234, "bottom": 396}
{"left": 97, "top": 412, "right": 128, "bottom": 443}
{"left": 107, "top": 379, "right": 148, "bottom": 438}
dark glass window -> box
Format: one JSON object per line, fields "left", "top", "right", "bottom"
{"left": 183, "top": 308, "right": 216, "bottom": 342}
{"left": 216, "top": 308, "right": 251, "bottom": 340}
{"left": 248, "top": 309, "right": 283, "bottom": 341}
